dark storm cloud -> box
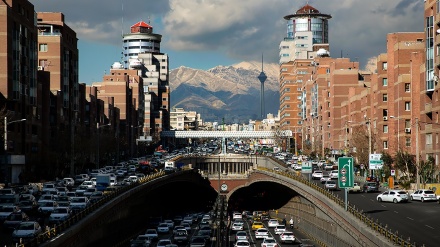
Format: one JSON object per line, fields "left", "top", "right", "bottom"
{"left": 31, "top": 0, "right": 426, "bottom": 70}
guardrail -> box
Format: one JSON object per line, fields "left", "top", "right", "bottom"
{"left": 14, "top": 171, "right": 166, "bottom": 247}
{"left": 258, "top": 167, "right": 416, "bottom": 247}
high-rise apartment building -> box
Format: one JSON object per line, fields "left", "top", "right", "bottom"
{"left": 279, "top": 4, "right": 332, "bottom": 152}
{"left": 121, "top": 21, "right": 170, "bottom": 141}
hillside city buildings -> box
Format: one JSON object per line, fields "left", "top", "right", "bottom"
{"left": 278, "top": 3, "right": 439, "bottom": 177}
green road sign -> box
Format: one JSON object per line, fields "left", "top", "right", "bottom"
{"left": 338, "top": 157, "right": 354, "bottom": 188}
{"left": 301, "top": 161, "right": 312, "bottom": 174}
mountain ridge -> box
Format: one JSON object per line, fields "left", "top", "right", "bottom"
{"left": 169, "top": 61, "right": 280, "bottom": 123}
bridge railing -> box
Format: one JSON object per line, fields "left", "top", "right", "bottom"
{"left": 16, "top": 171, "right": 167, "bottom": 247}
{"left": 258, "top": 167, "right": 417, "bottom": 247}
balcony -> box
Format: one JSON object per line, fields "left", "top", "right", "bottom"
{"left": 423, "top": 103, "right": 432, "bottom": 114}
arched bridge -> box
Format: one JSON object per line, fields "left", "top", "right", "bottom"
{"left": 38, "top": 155, "right": 409, "bottom": 247}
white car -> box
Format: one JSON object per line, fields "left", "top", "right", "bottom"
{"left": 320, "top": 175, "right": 331, "bottom": 184}
{"left": 235, "top": 230, "right": 248, "bottom": 241}
{"left": 325, "top": 180, "right": 338, "bottom": 191}
{"left": 70, "top": 197, "right": 89, "bottom": 211}
{"left": 234, "top": 240, "right": 251, "bottom": 247}
{"left": 377, "top": 190, "right": 409, "bottom": 203}
{"left": 280, "top": 231, "right": 296, "bottom": 243}
{"left": 48, "top": 207, "right": 71, "bottom": 224}
{"left": 254, "top": 227, "right": 269, "bottom": 239}
{"left": 410, "top": 189, "right": 438, "bottom": 202}
{"left": 162, "top": 219, "right": 175, "bottom": 228}
{"left": 312, "top": 170, "right": 323, "bottom": 180}
{"left": 274, "top": 224, "right": 286, "bottom": 235}
{"left": 157, "top": 223, "right": 170, "bottom": 233}
{"left": 231, "top": 222, "right": 244, "bottom": 231}
{"left": 12, "top": 221, "right": 43, "bottom": 243}
{"left": 267, "top": 219, "right": 279, "bottom": 228}
{"left": 261, "top": 236, "right": 278, "bottom": 247}
{"left": 329, "top": 170, "right": 339, "bottom": 179}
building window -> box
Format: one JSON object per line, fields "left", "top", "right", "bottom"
{"left": 382, "top": 78, "right": 388, "bottom": 86}
{"left": 405, "top": 137, "right": 411, "bottom": 147}
{"left": 383, "top": 125, "right": 388, "bottom": 133}
{"left": 426, "top": 133, "right": 433, "bottom": 145}
{"left": 382, "top": 62, "right": 387, "bottom": 70}
{"left": 405, "top": 83, "right": 410, "bottom": 92}
{"left": 405, "top": 102, "right": 411, "bottom": 111}
{"left": 383, "top": 141, "right": 388, "bottom": 149}
{"left": 39, "top": 43, "right": 48, "bottom": 52}
{"left": 383, "top": 94, "right": 388, "bottom": 102}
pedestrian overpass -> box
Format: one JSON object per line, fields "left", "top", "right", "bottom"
{"left": 161, "top": 130, "right": 293, "bottom": 153}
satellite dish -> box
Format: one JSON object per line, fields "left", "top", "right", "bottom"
{"left": 437, "top": 29, "right": 440, "bottom": 34}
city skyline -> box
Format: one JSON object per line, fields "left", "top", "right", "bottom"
{"left": 32, "top": 0, "right": 423, "bottom": 85}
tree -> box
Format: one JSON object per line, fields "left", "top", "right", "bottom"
{"left": 420, "top": 155, "right": 437, "bottom": 185}
{"left": 394, "top": 151, "right": 416, "bottom": 182}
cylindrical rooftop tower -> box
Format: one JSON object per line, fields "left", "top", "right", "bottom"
{"left": 283, "top": 4, "right": 332, "bottom": 44}
{"left": 122, "top": 21, "right": 162, "bottom": 69}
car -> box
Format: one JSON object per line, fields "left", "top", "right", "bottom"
{"left": 81, "top": 180, "right": 95, "bottom": 189}
{"left": 0, "top": 205, "right": 21, "bottom": 221}
{"left": 255, "top": 227, "right": 269, "bottom": 239}
{"left": 12, "top": 221, "right": 43, "bottom": 243}
{"left": 130, "top": 237, "right": 150, "bottom": 247}
{"left": 324, "top": 163, "right": 334, "bottom": 170}
{"left": 38, "top": 200, "right": 58, "bottom": 215}
{"left": 83, "top": 187, "right": 97, "bottom": 197}
{"left": 320, "top": 175, "right": 331, "bottom": 184}
{"left": 89, "top": 191, "right": 104, "bottom": 203}
{"left": 231, "top": 222, "right": 244, "bottom": 231}
{"left": 69, "top": 196, "right": 89, "bottom": 211}
{"left": 163, "top": 219, "right": 175, "bottom": 228}
{"left": 235, "top": 230, "right": 248, "bottom": 241}
{"left": 261, "top": 236, "right": 278, "bottom": 247}
{"left": 3, "top": 211, "right": 30, "bottom": 230}
{"left": 194, "top": 229, "right": 211, "bottom": 242}
{"left": 267, "top": 219, "right": 279, "bottom": 227}
{"left": 75, "top": 185, "right": 89, "bottom": 196}
{"left": 362, "top": 182, "right": 379, "bottom": 193}
{"left": 172, "top": 228, "right": 189, "bottom": 244}
{"left": 377, "top": 190, "right": 409, "bottom": 203}
{"left": 234, "top": 240, "right": 251, "bottom": 247}
{"left": 324, "top": 180, "right": 337, "bottom": 191}
{"left": 280, "top": 231, "right": 296, "bottom": 243}
{"left": 233, "top": 212, "right": 242, "bottom": 220}
{"left": 48, "top": 207, "right": 72, "bottom": 224}
{"left": 37, "top": 194, "right": 54, "bottom": 205}
{"left": 329, "top": 170, "right": 339, "bottom": 179}
{"left": 312, "top": 170, "right": 323, "bottom": 180}
{"left": 144, "top": 228, "right": 158, "bottom": 241}
{"left": 157, "top": 223, "right": 170, "bottom": 233}
{"left": 156, "top": 239, "right": 172, "bottom": 247}
{"left": 62, "top": 178, "right": 75, "bottom": 187}
{"left": 410, "top": 189, "right": 438, "bottom": 202}
{"left": 348, "top": 182, "right": 361, "bottom": 193}
{"left": 18, "top": 200, "right": 38, "bottom": 214}
{"left": 251, "top": 221, "right": 264, "bottom": 231}
{"left": 189, "top": 236, "right": 207, "bottom": 247}
{"left": 56, "top": 187, "right": 69, "bottom": 196}
{"left": 274, "top": 224, "right": 286, "bottom": 235}
{"left": 180, "top": 222, "right": 192, "bottom": 233}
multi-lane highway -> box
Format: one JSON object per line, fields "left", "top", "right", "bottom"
{"left": 309, "top": 169, "right": 440, "bottom": 247}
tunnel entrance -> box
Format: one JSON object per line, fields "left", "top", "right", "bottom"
{"left": 228, "top": 181, "right": 298, "bottom": 213}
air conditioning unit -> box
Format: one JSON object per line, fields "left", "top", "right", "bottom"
{"left": 37, "top": 66, "right": 43, "bottom": 70}
{"left": 383, "top": 116, "right": 388, "bottom": 121}
{"left": 405, "top": 128, "right": 411, "bottom": 133}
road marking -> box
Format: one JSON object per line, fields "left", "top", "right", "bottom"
{"left": 393, "top": 211, "right": 398, "bottom": 214}
{"left": 381, "top": 205, "right": 386, "bottom": 208}
{"left": 407, "top": 217, "right": 414, "bottom": 221}
{"left": 425, "top": 225, "right": 434, "bottom": 229}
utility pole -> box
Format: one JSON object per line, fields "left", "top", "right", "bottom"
{"left": 368, "top": 118, "right": 372, "bottom": 178}
{"left": 415, "top": 117, "right": 419, "bottom": 190}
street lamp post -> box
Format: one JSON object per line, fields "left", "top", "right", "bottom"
{"left": 415, "top": 117, "right": 419, "bottom": 190}
{"left": 4, "top": 117, "right": 27, "bottom": 151}
{"left": 97, "top": 123, "right": 111, "bottom": 169}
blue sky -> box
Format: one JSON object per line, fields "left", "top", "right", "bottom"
{"left": 32, "top": 0, "right": 424, "bottom": 85}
